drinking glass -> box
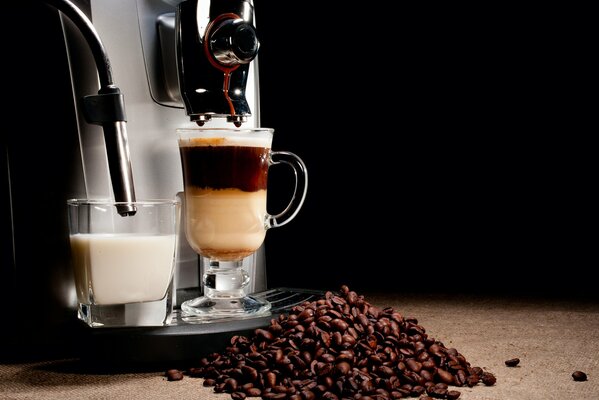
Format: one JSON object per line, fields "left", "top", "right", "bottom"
{"left": 67, "top": 199, "right": 180, "bottom": 327}
{"left": 177, "top": 128, "right": 307, "bottom": 320}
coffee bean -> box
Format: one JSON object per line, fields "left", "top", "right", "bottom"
{"left": 203, "top": 378, "right": 216, "bottom": 386}
{"left": 481, "top": 372, "right": 497, "bottom": 386}
{"left": 505, "top": 358, "right": 520, "bottom": 367}
{"left": 165, "top": 369, "right": 183, "bottom": 381}
{"left": 335, "top": 361, "right": 351, "bottom": 376}
{"left": 436, "top": 368, "right": 454, "bottom": 384}
{"left": 254, "top": 328, "right": 273, "bottom": 341}
{"left": 411, "top": 385, "right": 426, "bottom": 396}
{"left": 224, "top": 378, "right": 238, "bottom": 392}
{"left": 572, "top": 371, "right": 588, "bottom": 381}
{"left": 447, "top": 390, "right": 461, "bottom": 399}
{"left": 466, "top": 375, "right": 479, "bottom": 387}
{"left": 430, "top": 387, "right": 447, "bottom": 398}
{"left": 330, "top": 318, "right": 349, "bottom": 332}
{"left": 406, "top": 359, "right": 423, "bottom": 373}
{"left": 231, "top": 392, "right": 246, "bottom": 400}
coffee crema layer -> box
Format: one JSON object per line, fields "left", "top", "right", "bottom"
{"left": 184, "top": 188, "right": 267, "bottom": 261}
{"left": 179, "top": 138, "right": 269, "bottom": 192}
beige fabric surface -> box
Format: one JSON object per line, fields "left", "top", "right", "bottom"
{"left": 1, "top": 293, "right": 598, "bottom": 400}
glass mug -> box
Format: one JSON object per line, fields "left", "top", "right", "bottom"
{"left": 177, "top": 127, "right": 307, "bottom": 320}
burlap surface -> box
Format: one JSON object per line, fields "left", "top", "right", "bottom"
{"left": 1, "top": 294, "right": 598, "bottom": 400}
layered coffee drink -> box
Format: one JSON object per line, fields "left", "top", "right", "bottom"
{"left": 179, "top": 135, "right": 272, "bottom": 261}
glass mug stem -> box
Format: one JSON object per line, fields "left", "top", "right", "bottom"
{"left": 203, "top": 259, "right": 250, "bottom": 297}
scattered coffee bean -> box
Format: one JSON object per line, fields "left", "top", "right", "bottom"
{"left": 572, "top": 371, "right": 588, "bottom": 381}
{"left": 165, "top": 369, "right": 183, "bottom": 381}
{"left": 481, "top": 371, "right": 497, "bottom": 386}
{"left": 447, "top": 390, "right": 462, "bottom": 399}
{"left": 176, "top": 286, "right": 495, "bottom": 399}
{"left": 505, "top": 358, "right": 520, "bottom": 367}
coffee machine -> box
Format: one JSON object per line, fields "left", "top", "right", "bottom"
{"left": 1, "top": 0, "right": 316, "bottom": 365}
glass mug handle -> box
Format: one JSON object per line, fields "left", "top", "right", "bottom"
{"left": 266, "top": 151, "right": 308, "bottom": 229}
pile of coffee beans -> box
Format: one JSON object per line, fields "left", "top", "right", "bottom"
{"left": 180, "top": 286, "right": 495, "bottom": 399}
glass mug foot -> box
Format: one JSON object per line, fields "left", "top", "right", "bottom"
{"left": 181, "top": 294, "right": 271, "bottom": 321}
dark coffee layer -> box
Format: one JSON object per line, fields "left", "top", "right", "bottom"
{"left": 180, "top": 145, "right": 269, "bottom": 192}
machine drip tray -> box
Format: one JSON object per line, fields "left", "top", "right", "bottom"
{"left": 79, "top": 287, "right": 324, "bottom": 370}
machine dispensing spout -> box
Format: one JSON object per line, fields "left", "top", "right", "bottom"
{"left": 176, "top": 0, "right": 260, "bottom": 126}
{"left": 45, "top": 0, "right": 136, "bottom": 216}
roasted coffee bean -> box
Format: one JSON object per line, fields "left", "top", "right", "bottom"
{"left": 572, "top": 370, "right": 588, "bottom": 381}
{"left": 466, "top": 375, "right": 479, "bottom": 387}
{"left": 481, "top": 372, "right": 497, "bottom": 386}
{"left": 224, "top": 378, "right": 238, "bottom": 392}
{"left": 265, "top": 371, "right": 277, "bottom": 388}
{"left": 165, "top": 369, "right": 183, "bottom": 381}
{"left": 429, "top": 387, "right": 447, "bottom": 398}
{"left": 187, "top": 367, "right": 203, "bottom": 377}
{"left": 331, "top": 318, "right": 349, "bottom": 332}
{"left": 505, "top": 358, "right": 520, "bottom": 367}
{"left": 447, "top": 390, "right": 461, "bottom": 399}
{"left": 320, "top": 353, "right": 336, "bottom": 363}
{"left": 406, "top": 359, "right": 423, "bottom": 373}
{"left": 263, "top": 393, "right": 286, "bottom": 399}
{"left": 254, "top": 328, "right": 274, "bottom": 341}
{"left": 420, "top": 369, "right": 434, "bottom": 382}
{"left": 231, "top": 392, "right": 246, "bottom": 400}
{"left": 436, "top": 368, "right": 454, "bottom": 384}
{"left": 335, "top": 361, "right": 351, "bottom": 376}
{"left": 411, "top": 385, "right": 425, "bottom": 396}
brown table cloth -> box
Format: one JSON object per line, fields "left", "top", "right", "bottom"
{"left": 1, "top": 293, "right": 598, "bottom": 400}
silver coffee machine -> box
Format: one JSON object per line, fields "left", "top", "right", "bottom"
{"left": 1, "top": 0, "right": 317, "bottom": 365}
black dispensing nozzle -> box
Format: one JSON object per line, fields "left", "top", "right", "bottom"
{"left": 176, "top": 0, "right": 259, "bottom": 126}
{"left": 44, "top": 0, "right": 136, "bottom": 216}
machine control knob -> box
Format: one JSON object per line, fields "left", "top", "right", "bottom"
{"left": 209, "top": 18, "right": 259, "bottom": 66}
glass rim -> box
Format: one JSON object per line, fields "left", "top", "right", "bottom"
{"left": 66, "top": 198, "right": 180, "bottom": 206}
{"left": 176, "top": 127, "right": 274, "bottom": 134}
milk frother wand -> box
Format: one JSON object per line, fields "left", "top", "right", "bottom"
{"left": 44, "top": 0, "right": 136, "bottom": 216}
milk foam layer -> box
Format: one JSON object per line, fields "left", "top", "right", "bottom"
{"left": 178, "top": 134, "right": 271, "bottom": 149}
{"left": 185, "top": 188, "right": 267, "bottom": 261}
{"left": 70, "top": 233, "right": 177, "bottom": 305}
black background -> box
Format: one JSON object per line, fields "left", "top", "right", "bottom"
{"left": 254, "top": 3, "right": 595, "bottom": 297}
{"left": 3, "top": 2, "right": 594, "bottom": 299}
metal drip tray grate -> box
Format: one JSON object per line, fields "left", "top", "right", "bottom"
{"left": 81, "top": 287, "right": 324, "bottom": 368}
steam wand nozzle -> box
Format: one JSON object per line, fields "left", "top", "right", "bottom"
{"left": 83, "top": 88, "right": 136, "bottom": 216}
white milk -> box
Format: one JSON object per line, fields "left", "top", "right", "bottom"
{"left": 70, "top": 233, "right": 177, "bottom": 305}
